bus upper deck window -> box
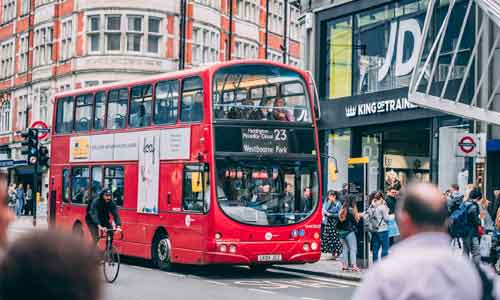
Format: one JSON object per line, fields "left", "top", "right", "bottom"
{"left": 55, "top": 97, "right": 74, "bottom": 134}
{"left": 93, "top": 92, "right": 106, "bottom": 130}
{"left": 74, "top": 94, "right": 93, "bottom": 132}
{"left": 180, "top": 77, "right": 203, "bottom": 122}
{"left": 154, "top": 80, "right": 179, "bottom": 124}
{"left": 107, "top": 88, "right": 128, "bottom": 129}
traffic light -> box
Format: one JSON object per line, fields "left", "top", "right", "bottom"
{"left": 21, "top": 129, "right": 38, "bottom": 165}
{"left": 38, "top": 145, "right": 49, "bottom": 171}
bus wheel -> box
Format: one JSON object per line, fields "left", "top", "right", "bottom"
{"left": 249, "top": 265, "right": 269, "bottom": 273}
{"left": 72, "top": 222, "right": 84, "bottom": 238}
{"left": 152, "top": 232, "right": 174, "bottom": 271}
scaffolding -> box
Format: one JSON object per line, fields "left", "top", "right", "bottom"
{"left": 409, "top": 0, "right": 500, "bottom": 126}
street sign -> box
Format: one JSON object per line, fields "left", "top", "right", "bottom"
{"left": 0, "top": 160, "right": 28, "bottom": 168}
{"left": 455, "top": 133, "right": 486, "bottom": 157}
{"left": 30, "top": 121, "right": 50, "bottom": 140}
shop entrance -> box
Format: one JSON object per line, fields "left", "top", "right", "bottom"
{"left": 358, "top": 120, "right": 431, "bottom": 193}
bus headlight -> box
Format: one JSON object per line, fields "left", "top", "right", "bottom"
{"left": 229, "top": 244, "right": 237, "bottom": 253}
{"left": 215, "top": 233, "right": 222, "bottom": 240}
{"left": 303, "top": 243, "right": 310, "bottom": 251}
{"left": 220, "top": 244, "right": 227, "bottom": 252}
{"left": 313, "top": 232, "right": 320, "bottom": 239}
{"left": 311, "top": 242, "right": 318, "bottom": 251}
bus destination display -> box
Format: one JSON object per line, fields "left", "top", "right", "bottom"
{"left": 241, "top": 128, "right": 288, "bottom": 154}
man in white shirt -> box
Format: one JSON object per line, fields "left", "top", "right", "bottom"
{"left": 352, "top": 183, "right": 500, "bottom": 300}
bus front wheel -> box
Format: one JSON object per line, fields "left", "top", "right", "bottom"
{"left": 152, "top": 232, "right": 174, "bottom": 271}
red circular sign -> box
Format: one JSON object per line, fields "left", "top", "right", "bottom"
{"left": 31, "top": 120, "right": 49, "bottom": 140}
{"left": 459, "top": 136, "right": 476, "bottom": 154}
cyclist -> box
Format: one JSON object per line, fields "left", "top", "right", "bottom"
{"left": 85, "top": 188, "right": 122, "bottom": 244}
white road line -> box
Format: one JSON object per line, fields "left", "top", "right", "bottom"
{"left": 301, "top": 297, "right": 322, "bottom": 300}
{"left": 162, "top": 271, "right": 187, "bottom": 278}
{"left": 128, "top": 265, "right": 152, "bottom": 272}
{"left": 206, "top": 280, "right": 227, "bottom": 286}
{"left": 267, "top": 269, "right": 361, "bottom": 287}
{"left": 248, "top": 288, "right": 276, "bottom": 295}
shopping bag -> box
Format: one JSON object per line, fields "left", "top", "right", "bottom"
{"left": 387, "top": 218, "right": 400, "bottom": 238}
{"left": 480, "top": 233, "right": 492, "bottom": 258}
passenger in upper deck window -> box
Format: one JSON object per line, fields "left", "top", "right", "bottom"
{"left": 272, "top": 98, "right": 294, "bottom": 122}
{"left": 250, "top": 98, "right": 272, "bottom": 120}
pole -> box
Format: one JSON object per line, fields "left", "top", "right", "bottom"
{"left": 227, "top": 0, "right": 233, "bottom": 61}
{"left": 282, "top": 0, "right": 288, "bottom": 64}
{"left": 265, "top": 0, "right": 269, "bottom": 59}
{"left": 32, "top": 129, "right": 38, "bottom": 227}
{"left": 178, "top": 0, "right": 187, "bottom": 70}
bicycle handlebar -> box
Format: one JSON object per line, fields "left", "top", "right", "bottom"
{"left": 98, "top": 228, "right": 124, "bottom": 240}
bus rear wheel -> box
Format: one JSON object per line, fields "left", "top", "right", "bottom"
{"left": 152, "top": 232, "right": 174, "bottom": 271}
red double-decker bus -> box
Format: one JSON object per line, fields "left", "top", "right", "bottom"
{"left": 49, "top": 60, "right": 322, "bottom": 270}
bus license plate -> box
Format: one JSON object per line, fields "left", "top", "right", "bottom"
{"left": 257, "top": 254, "right": 282, "bottom": 262}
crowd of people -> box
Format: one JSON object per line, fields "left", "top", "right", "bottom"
{"left": 7, "top": 183, "right": 33, "bottom": 217}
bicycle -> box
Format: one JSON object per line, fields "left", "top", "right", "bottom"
{"left": 99, "top": 228, "right": 123, "bottom": 283}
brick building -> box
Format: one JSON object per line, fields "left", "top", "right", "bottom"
{"left": 0, "top": 0, "right": 303, "bottom": 197}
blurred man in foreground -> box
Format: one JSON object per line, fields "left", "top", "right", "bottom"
{"left": 0, "top": 170, "right": 13, "bottom": 254}
{"left": 352, "top": 183, "right": 500, "bottom": 300}
{"left": 0, "top": 230, "right": 101, "bottom": 300}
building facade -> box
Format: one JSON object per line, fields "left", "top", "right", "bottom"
{"left": 303, "top": 0, "right": 490, "bottom": 198}
{"left": 0, "top": 0, "right": 304, "bottom": 200}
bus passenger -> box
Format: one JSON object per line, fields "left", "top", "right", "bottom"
{"left": 250, "top": 99, "right": 272, "bottom": 120}
{"left": 272, "top": 98, "right": 294, "bottom": 121}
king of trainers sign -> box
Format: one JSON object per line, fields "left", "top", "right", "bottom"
{"left": 319, "top": 88, "right": 443, "bottom": 129}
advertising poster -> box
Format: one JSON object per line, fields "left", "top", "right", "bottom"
{"left": 137, "top": 131, "right": 160, "bottom": 214}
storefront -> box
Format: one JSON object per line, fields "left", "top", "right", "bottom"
{"left": 315, "top": 0, "right": 476, "bottom": 194}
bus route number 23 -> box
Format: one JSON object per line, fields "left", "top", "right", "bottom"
{"left": 274, "top": 129, "right": 287, "bottom": 141}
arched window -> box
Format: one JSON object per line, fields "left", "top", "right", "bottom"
{"left": 0, "top": 102, "right": 10, "bottom": 133}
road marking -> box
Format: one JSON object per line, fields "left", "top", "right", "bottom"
{"left": 267, "top": 269, "right": 360, "bottom": 287}
{"left": 206, "top": 280, "right": 227, "bottom": 286}
{"left": 162, "top": 271, "right": 187, "bottom": 278}
{"left": 301, "top": 297, "right": 322, "bottom": 300}
{"left": 247, "top": 288, "right": 276, "bottom": 295}
{"left": 128, "top": 265, "right": 152, "bottom": 272}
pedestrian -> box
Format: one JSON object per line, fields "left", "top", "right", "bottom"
{"left": 0, "top": 230, "right": 101, "bottom": 300}
{"left": 15, "top": 184, "right": 24, "bottom": 217}
{"left": 302, "top": 187, "right": 313, "bottom": 213}
{"left": 447, "top": 183, "right": 464, "bottom": 214}
{"left": 25, "top": 184, "right": 32, "bottom": 216}
{"left": 462, "top": 189, "right": 483, "bottom": 263}
{"left": 366, "top": 191, "right": 390, "bottom": 262}
{"left": 321, "top": 190, "right": 343, "bottom": 259}
{"left": 352, "top": 183, "right": 500, "bottom": 300}
{"left": 338, "top": 194, "right": 360, "bottom": 271}
{"left": 7, "top": 183, "right": 15, "bottom": 212}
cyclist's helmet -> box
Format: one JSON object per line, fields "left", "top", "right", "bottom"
{"left": 101, "top": 188, "right": 112, "bottom": 197}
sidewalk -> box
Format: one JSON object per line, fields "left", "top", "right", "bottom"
{"left": 8, "top": 216, "right": 48, "bottom": 241}
{"left": 271, "top": 254, "right": 365, "bottom": 282}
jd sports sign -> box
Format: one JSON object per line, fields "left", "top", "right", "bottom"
{"left": 345, "top": 97, "right": 418, "bottom": 118}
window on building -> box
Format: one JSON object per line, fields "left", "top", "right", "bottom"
{"left": 192, "top": 25, "right": 220, "bottom": 65}
{"left": 3, "top": 0, "right": 15, "bottom": 24}
{"left": 180, "top": 77, "right": 203, "bottom": 122}
{"left": 87, "top": 15, "right": 101, "bottom": 53}
{"left": 61, "top": 18, "right": 73, "bottom": 61}
{"left": 129, "top": 85, "right": 152, "bottom": 128}
{"left": 237, "top": 0, "right": 259, "bottom": 23}
{"left": 17, "top": 95, "right": 28, "bottom": 131}
{"left": 72, "top": 167, "right": 90, "bottom": 205}
{"left": 74, "top": 94, "right": 93, "bottom": 132}
{"left": 39, "top": 89, "right": 49, "bottom": 124}
{"left": 182, "top": 164, "right": 210, "bottom": 212}
{"left": 267, "top": 49, "right": 282, "bottom": 63}
{"left": 35, "top": 0, "right": 56, "bottom": 7}
{"left": 91, "top": 166, "right": 103, "bottom": 200}
{"left": 34, "top": 26, "right": 53, "bottom": 66}
{"left": 55, "top": 96, "right": 74, "bottom": 134}
{"left": 19, "top": 34, "right": 29, "bottom": 73}
{"left": 85, "top": 81, "right": 99, "bottom": 87}
{"left": 269, "top": 0, "right": 283, "bottom": 34}
{"left": 106, "top": 15, "right": 122, "bottom": 51}
{"left": 127, "top": 15, "right": 143, "bottom": 52}
{"left": 93, "top": 91, "right": 105, "bottom": 130}
{"left": 104, "top": 166, "right": 124, "bottom": 207}
{"left": 234, "top": 39, "right": 258, "bottom": 60}
{"left": 0, "top": 40, "right": 14, "bottom": 78}
{"left": 106, "top": 88, "right": 128, "bottom": 129}
{"left": 0, "top": 102, "right": 10, "bottom": 133}
{"left": 62, "top": 169, "right": 70, "bottom": 203}
{"left": 21, "top": 0, "right": 30, "bottom": 16}
{"left": 154, "top": 80, "right": 179, "bottom": 124}
{"left": 147, "top": 17, "right": 161, "bottom": 54}
{"left": 194, "top": 0, "right": 219, "bottom": 8}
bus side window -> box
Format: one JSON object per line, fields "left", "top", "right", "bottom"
{"left": 55, "top": 96, "right": 74, "bottom": 134}
{"left": 74, "top": 94, "right": 93, "bottom": 132}
{"left": 129, "top": 85, "right": 152, "bottom": 128}
{"left": 93, "top": 92, "right": 106, "bottom": 130}
{"left": 154, "top": 80, "right": 179, "bottom": 124}
{"left": 91, "top": 166, "right": 103, "bottom": 200}
{"left": 104, "top": 166, "right": 124, "bottom": 207}
{"left": 62, "top": 169, "right": 70, "bottom": 203}
{"left": 180, "top": 77, "right": 203, "bottom": 122}
{"left": 71, "top": 167, "right": 90, "bottom": 205}
{"left": 107, "top": 88, "right": 128, "bottom": 129}
{"left": 182, "top": 164, "right": 209, "bottom": 213}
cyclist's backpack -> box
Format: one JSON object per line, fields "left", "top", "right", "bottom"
{"left": 449, "top": 201, "right": 474, "bottom": 238}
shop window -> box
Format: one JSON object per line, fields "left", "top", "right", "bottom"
{"left": 72, "top": 167, "right": 90, "bottom": 205}
{"left": 56, "top": 96, "right": 74, "bottom": 134}
{"left": 91, "top": 166, "right": 103, "bottom": 200}
{"left": 182, "top": 164, "right": 210, "bottom": 213}
{"left": 154, "top": 80, "right": 179, "bottom": 124}
{"left": 104, "top": 166, "right": 124, "bottom": 207}
{"left": 107, "top": 88, "right": 128, "bottom": 129}
{"left": 93, "top": 92, "right": 105, "bottom": 130}
{"left": 325, "top": 16, "right": 352, "bottom": 99}
{"left": 74, "top": 94, "right": 93, "bottom": 132}
{"left": 180, "top": 77, "right": 203, "bottom": 122}
{"left": 62, "top": 168, "right": 70, "bottom": 203}
{"left": 129, "top": 85, "right": 152, "bottom": 128}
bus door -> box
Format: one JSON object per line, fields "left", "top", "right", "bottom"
{"left": 57, "top": 168, "right": 72, "bottom": 230}
{"left": 177, "top": 164, "right": 210, "bottom": 258}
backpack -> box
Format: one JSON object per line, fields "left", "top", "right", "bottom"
{"left": 366, "top": 205, "right": 383, "bottom": 233}
{"left": 449, "top": 201, "right": 477, "bottom": 238}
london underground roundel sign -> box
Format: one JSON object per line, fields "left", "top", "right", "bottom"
{"left": 458, "top": 136, "right": 476, "bottom": 154}
{"left": 31, "top": 120, "right": 49, "bottom": 140}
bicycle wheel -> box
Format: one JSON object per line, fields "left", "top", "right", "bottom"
{"left": 103, "top": 245, "right": 120, "bottom": 283}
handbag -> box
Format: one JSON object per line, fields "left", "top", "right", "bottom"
{"left": 387, "top": 218, "right": 400, "bottom": 237}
